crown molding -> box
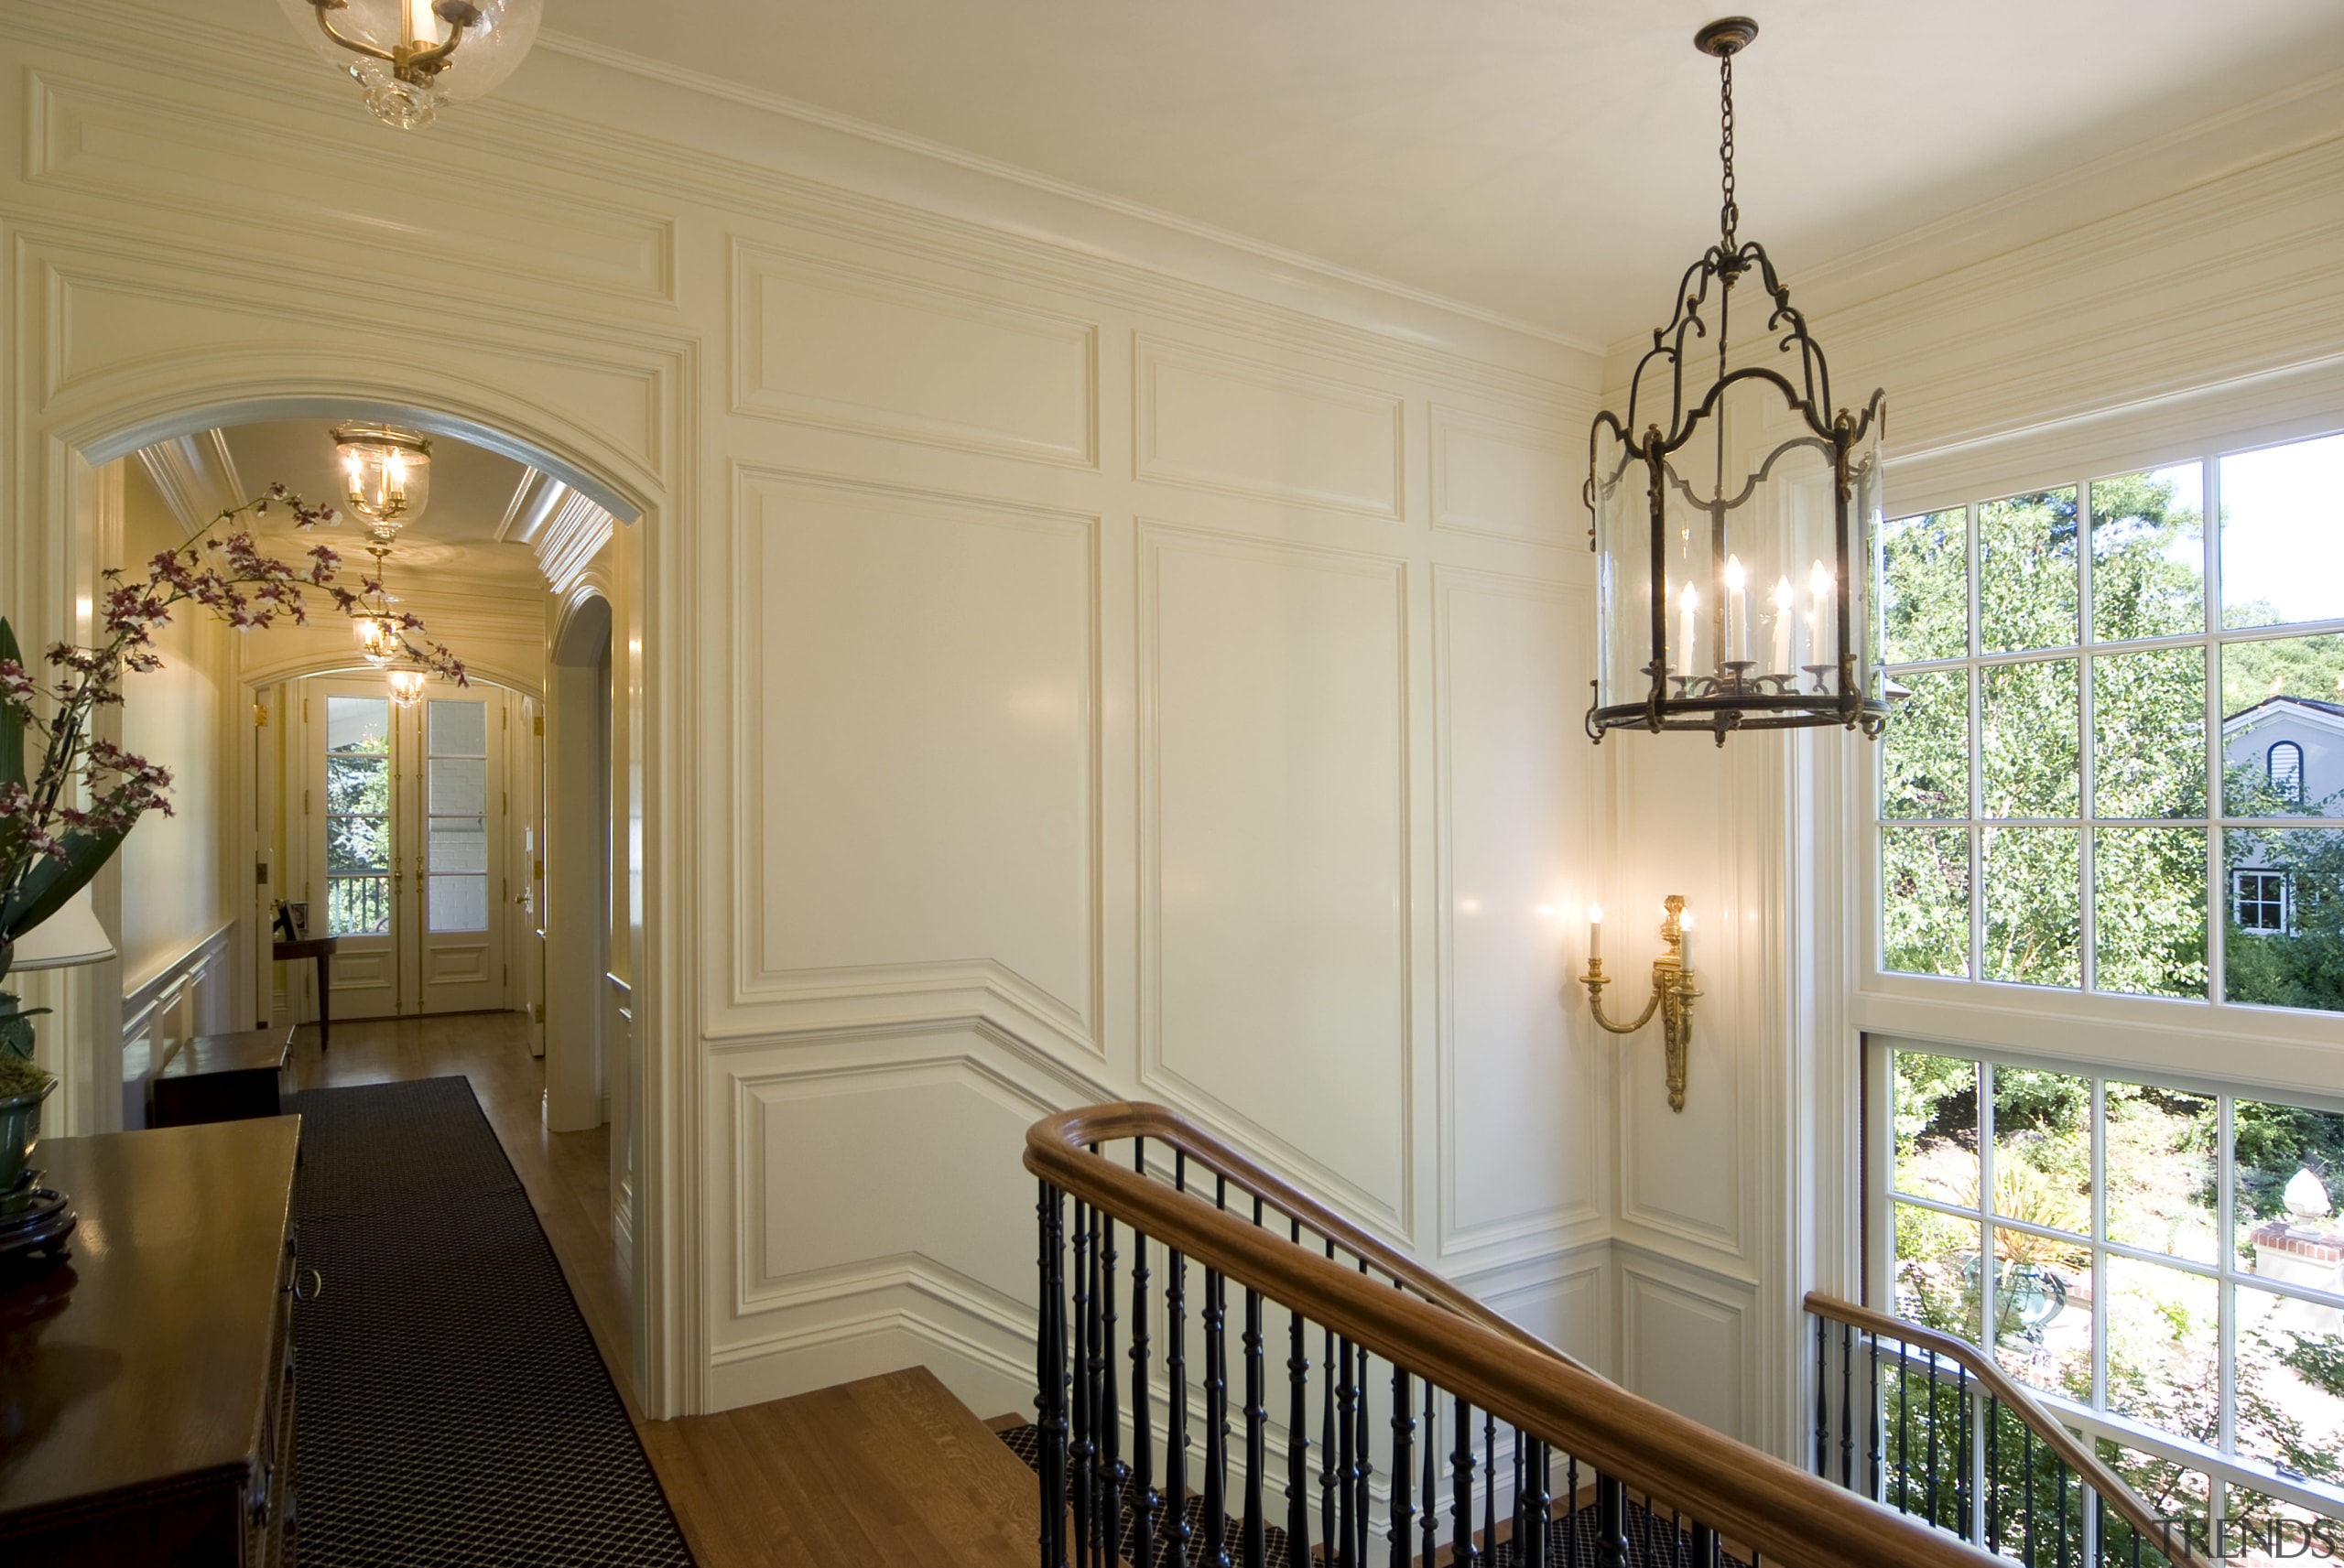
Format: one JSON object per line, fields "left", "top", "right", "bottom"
{"left": 132, "top": 428, "right": 243, "bottom": 537}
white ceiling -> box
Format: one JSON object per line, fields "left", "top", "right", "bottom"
{"left": 521, "top": 0, "right": 2344, "bottom": 347}
{"left": 214, "top": 420, "right": 539, "bottom": 589}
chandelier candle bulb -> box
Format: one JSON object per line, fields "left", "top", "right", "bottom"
{"left": 1677, "top": 914, "right": 1693, "bottom": 972}
{"left": 1678, "top": 581, "right": 1699, "bottom": 675}
{"left": 1588, "top": 904, "right": 1603, "bottom": 960}
{"left": 1770, "top": 576, "right": 1794, "bottom": 674}
{"left": 1723, "top": 555, "right": 1749, "bottom": 665}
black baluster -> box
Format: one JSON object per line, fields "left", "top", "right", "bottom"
{"left": 1867, "top": 1333, "right": 1883, "bottom": 1504}
{"left": 2056, "top": 1456, "right": 2068, "bottom": 1568}
{"left": 1839, "top": 1321, "right": 1855, "bottom": 1490}
{"left": 1452, "top": 1395, "right": 1478, "bottom": 1568}
{"left": 2024, "top": 1426, "right": 2036, "bottom": 1568}
{"left": 1987, "top": 1395, "right": 2001, "bottom": 1558}
{"left": 1101, "top": 1204, "right": 1123, "bottom": 1564}
{"left": 1513, "top": 1431, "right": 1527, "bottom": 1567}
{"left": 1352, "top": 1336, "right": 1373, "bottom": 1568}
{"left": 1481, "top": 1411, "right": 1496, "bottom": 1568}
{"left": 1594, "top": 1475, "right": 1626, "bottom": 1568}
{"left": 1565, "top": 1453, "right": 1580, "bottom": 1568}
{"left": 1286, "top": 1220, "right": 1310, "bottom": 1566}
{"left": 1420, "top": 1391, "right": 1438, "bottom": 1568}
{"left": 1814, "top": 1313, "right": 1830, "bottom": 1478}
{"left": 1896, "top": 1342, "right": 1911, "bottom": 1516}
{"left": 1926, "top": 1348, "right": 1940, "bottom": 1530}
{"left": 1320, "top": 1313, "right": 1338, "bottom": 1559}
{"left": 2092, "top": 1489, "right": 2105, "bottom": 1568}
{"left": 1131, "top": 1144, "right": 1157, "bottom": 1568}
{"left": 1337, "top": 1331, "right": 1357, "bottom": 1568}
{"left": 1072, "top": 1195, "right": 1094, "bottom": 1568}
{"left": 1039, "top": 1180, "right": 1069, "bottom": 1568}
{"left": 1167, "top": 1154, "right": 1192, "bottom": 1568}
{"left": 1522, "top": 1438, "right": 1549, "bottom": 1568}
{"left": 1243, "top": 1275, "right": 1266, "bottom": 1568}
{"left": 1389, "top": 1357, "right": 1413, "bottom": 1568}
{"left": 1691, "top": 1520, "right": 1719, "bottom": 1568}
{"left": 1957, "top": 1365, "right": 1971, "bottom": 1542}
{"left": 1203, "top": 1176, "right": 1230, "bottom": 1568}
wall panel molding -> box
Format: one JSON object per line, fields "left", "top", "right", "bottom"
{"left": 1136, "top": 520, "right": 1413, "bottom": 1236}
{"left": 1615, "top": 1249, "right": 1757, "bottom": 1445}
{"left": 732, "top": 241, "right": 1099, "bottom": 469}
{"left": 1134, "top": 336, "right": 1405, "bottom": 520}
{"left": 727, "top": 467, "right": 1102, "bottom": 1057}
{"left": 1429, "top": 405, "right": 1577, "bottom": 549}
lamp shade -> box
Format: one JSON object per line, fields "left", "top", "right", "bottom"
{"left": 9, "top": 888, "right": 115, "bottom": 971}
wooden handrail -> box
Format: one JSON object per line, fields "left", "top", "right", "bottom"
{"left": 1028, "top": 1104, "right": 2002, "bottom": 1568}
{"left": 1804, "top": 1292, "right": 2216, "bottom": 1568}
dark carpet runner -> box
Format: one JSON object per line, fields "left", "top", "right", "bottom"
{"left": 287, "top": 1076, "right": 694, "bottom": 1567}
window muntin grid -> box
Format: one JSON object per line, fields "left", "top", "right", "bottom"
{"left": 1889, "top": 1046, "right": 2344, "bottom": 1529}
{"left": 1873, "top": 433, "right": 2344, "bottom": 1016}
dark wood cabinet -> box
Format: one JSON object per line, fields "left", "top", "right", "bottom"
{"left": 0, "top": 1117, "right": 302, "bottom": 1565}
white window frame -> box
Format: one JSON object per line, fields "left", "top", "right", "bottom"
{"left": 1854, "top": 427, "right": 2344, "bottom": 1091}
{"left": 1876, "top": 1037, "right": 2344, "bottom": 1528}
{"left": 2231, "top": 869, "right": 2292, "bottom": 935}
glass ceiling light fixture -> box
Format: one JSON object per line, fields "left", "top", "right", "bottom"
{"left": 331, "top": 425, "right": 431, "bottom": 535}
{"left": 277, "top": 0, "right": 542, "bottom": 130}
{"left": 1586, "top": 17, "right": 1897, "bottom": 747}
{"left": 350, "top": 541, "right": 405, "bottom": 667}
{"left": 385, "top": 665, "right": 429, "bottom": 708}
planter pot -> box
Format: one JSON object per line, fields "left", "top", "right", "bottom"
{"left": 0, "top": 1079, "right": 56, "bottom": 1193}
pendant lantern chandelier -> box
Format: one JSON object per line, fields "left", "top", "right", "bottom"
{"left": 1586, "top": 18, "right": 1897, "bottom": 746}
{"left": 278, "top": 0, "right": 542, "bottom": 130}
{"left": 331, "top": 424, "right": 432, "bottom": 535}
{"left": 345, "top": 535, "right": 432, "bottom": 708}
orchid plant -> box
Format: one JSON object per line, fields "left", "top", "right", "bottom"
{"left": 0, "top": 485, "right": 466, "bottom": 1098}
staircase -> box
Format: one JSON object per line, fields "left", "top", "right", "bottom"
{"left": 657, "top": 1102, "right": 2217, "bottom": 1568}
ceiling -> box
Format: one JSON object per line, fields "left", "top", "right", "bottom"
{"left": 213, "top": 420, "right": 540, "bottom": 589}
{"left": 510, "top": 0, "right": 2344, "bottom": 347}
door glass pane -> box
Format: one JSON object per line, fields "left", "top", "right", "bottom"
{"left": 429, "top": 758, "right": 487, "bottom": 816}
{"left": 2090, "top": 464, "right": 2203, "bottom": 643}
{"left": 429, "top": 816, "right": 488, "bottom": 873}
{"left": 429, "top": 875, "right": 489, "bottom": 933}
{"left": 429, "top": 698, "right": 488, "bottom": 756}
{"left": 2104, "top": 1081, "right": 2217, "bottom": 1264}
{"left": 324, "top": 696, "right": 392, "bottom": 938}
{"left": 2220, "top": 432, "right": 2344, "bottom": 631}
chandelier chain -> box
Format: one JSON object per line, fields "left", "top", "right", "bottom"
{"left": 1719, "top": 51, "right": 1738, "bottom": 248}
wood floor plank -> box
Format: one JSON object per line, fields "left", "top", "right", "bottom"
{"left": 285, "top": 1012, "right": 1043, "bottom": 1568}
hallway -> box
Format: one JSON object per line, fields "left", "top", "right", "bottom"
{"left": 283, "top": 1011, "right": 1040, "bottom": 1567}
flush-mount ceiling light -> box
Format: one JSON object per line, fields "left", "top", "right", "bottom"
{"left": 1586, "top": 17, "right": 1900, "bottom": 746}
{"left": 331, "top": 424, "right": 432, "bottom": 535}
{"left": 278, "top": 0, "right": 542, "bottom": 130}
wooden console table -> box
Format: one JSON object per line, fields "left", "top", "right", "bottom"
{"left": 0, "top": 1118, "right": 303, "bottom": 1565}
{"left": 272, "top": 935, "right": 340, "bottom": 1051}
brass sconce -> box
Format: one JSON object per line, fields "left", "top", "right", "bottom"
{"left": 1580, "top": 895, "right": 1701, "bottom": 1112}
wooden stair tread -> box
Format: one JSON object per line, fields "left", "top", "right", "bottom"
{"left": 639, "top": 1368, "right": 1040, "bottom": 1568}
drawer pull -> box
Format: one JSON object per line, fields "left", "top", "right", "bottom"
{"left": 291, "top": 1266, "right": 325, "bottom": 1303}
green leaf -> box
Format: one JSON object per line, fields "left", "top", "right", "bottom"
{"left": 0, "top": 825, "right": 126, "bottom": 942}
{"left": 0, "top": 617, "right": 21, "bottom": 792}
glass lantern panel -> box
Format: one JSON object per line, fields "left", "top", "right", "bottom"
{"left": 1590, "top": 419, "right": 1653, "bottom": 717}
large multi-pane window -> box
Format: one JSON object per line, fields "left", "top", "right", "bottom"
{"left": 1893, "top": 1047, "right": 2344, "bottom": 1535}
{"left": 1875, "top": 428, "right": 2344, "bottom": 1014}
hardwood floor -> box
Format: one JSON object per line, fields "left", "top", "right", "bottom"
{"left": 285, "top": 1012, "right": 1043, "bottom": 1567}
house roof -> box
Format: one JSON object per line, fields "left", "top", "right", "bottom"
{"left": 2222, "top": 694, "right": 2344, "bottom": 737}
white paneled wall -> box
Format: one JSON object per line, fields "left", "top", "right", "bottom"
{"left": 0, "top": 5, "right": 1605, "bottom": 1420}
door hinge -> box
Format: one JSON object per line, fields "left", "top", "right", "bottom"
{"left": 254, "top": 702, "right": 269, "bottom": 728}
{"left": 503, "top": 707, "right": 509, "bottom": 730}
{"left": 530, "top": 1002, "right": 546, "bottom": 1023}
{"left": 255, "top": 860, "right": 269, "bottom": 886}
{"left": 534, "top": 859, "right": 544, "bottom": 881}
{"left": 303, "top": 788, "right": 310, "bottom": 816}
{"left": 504, "top": 963, "right": 509, "bottom": 986}
{"left": 533, "top": 715, "right": 544, "bottom": 736}
{"left": 501, "top": 790, "right": 507, "bottom": 816}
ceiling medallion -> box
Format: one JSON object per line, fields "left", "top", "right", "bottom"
{"left": 1586, "top": 17, "right": 1899, "bottom": 746}
{"left": 278, "top": 0, "right": 543, "bottom": 129}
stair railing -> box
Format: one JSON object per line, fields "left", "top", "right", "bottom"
{"left": 1802, "top": 1293, "right": 2218, "bottom": 1568}
{"left": 1028, "top": 1102, "right": 2002, "bottom": 1568}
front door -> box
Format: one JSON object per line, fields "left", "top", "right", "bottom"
{"left": 304, "top": 677, "right": 512, "bottom": 1018}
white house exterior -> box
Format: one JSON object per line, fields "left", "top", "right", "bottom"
{"left": 2223, "top": 694, "right": 2344, "bottom": 932}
